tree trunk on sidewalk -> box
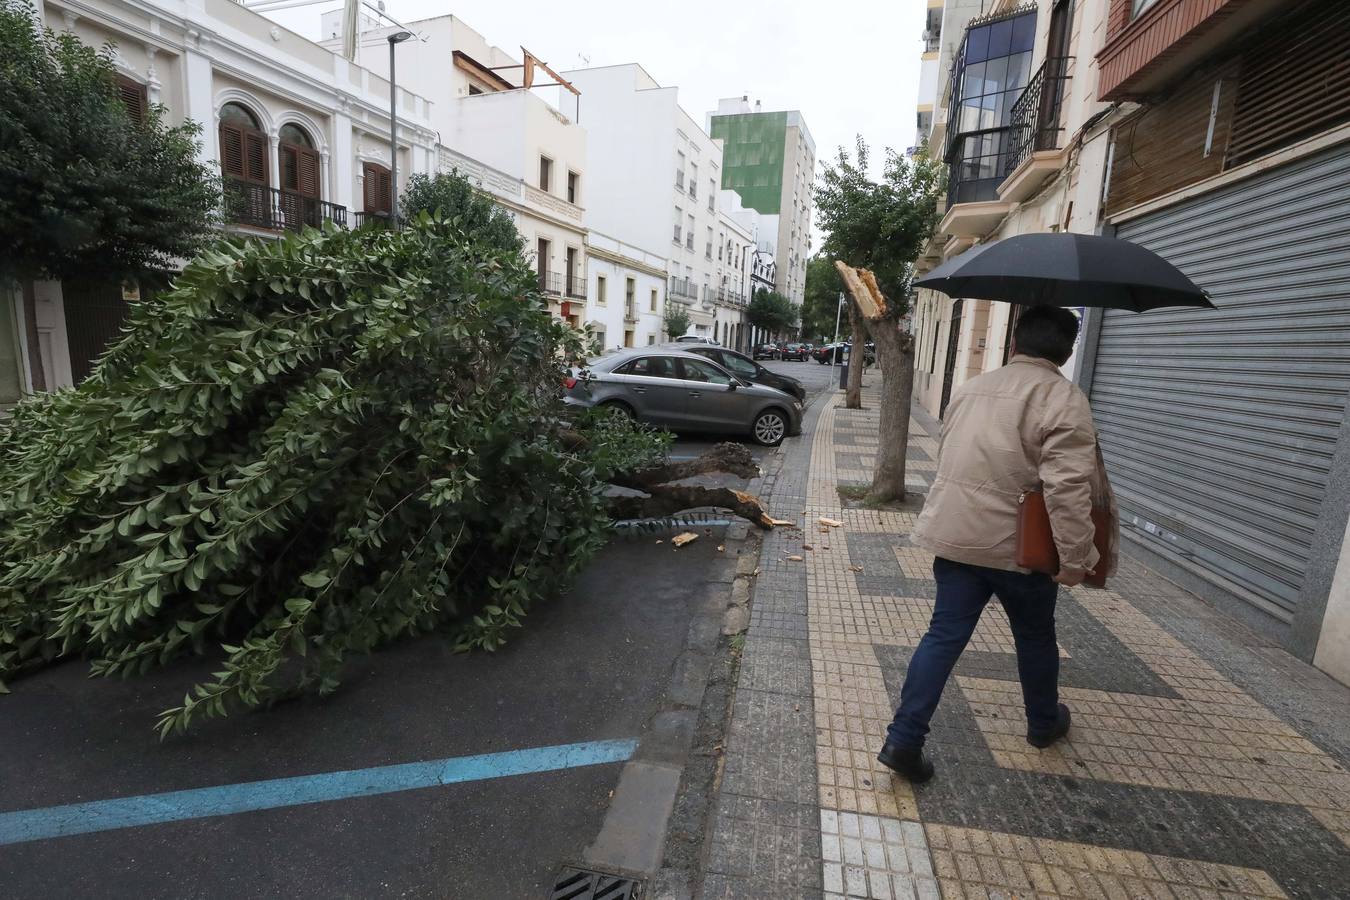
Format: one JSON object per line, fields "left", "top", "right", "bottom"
{"left": 869, "top": 321, "right": 914, "bottom": 502}
{"left": 845, "top": 299, "right": 866, "bottom": 409}
{"left": 834, "top": 261, "right": 914, "bottom": 503}
{"left": 20, "top": 279, "right": 46, "bottom": 392}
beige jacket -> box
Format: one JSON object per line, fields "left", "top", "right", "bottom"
{"left": 913, "top": 355, "right": 1119, "bottom": 580}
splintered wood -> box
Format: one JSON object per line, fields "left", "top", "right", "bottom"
{"left": 671, "top": 532, "right": 699, "bottom": 547}
{"left": 833, "top": 260, "right": 889, "bottom": 320}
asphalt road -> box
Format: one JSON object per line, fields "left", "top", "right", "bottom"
{"left": 0, "top": 527, "right": 741, "bottom": 899}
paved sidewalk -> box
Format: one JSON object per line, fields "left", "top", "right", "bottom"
{"left": 700, "top": 375, "right": 1350, "bottom": 899}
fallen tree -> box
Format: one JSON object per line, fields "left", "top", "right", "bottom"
{"left": 0, "top": 213, "right": 772, "bottom": 734}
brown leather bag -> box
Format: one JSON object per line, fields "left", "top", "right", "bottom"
{"left": 1015, "top": 490, "right": 1112, "bottom": 589}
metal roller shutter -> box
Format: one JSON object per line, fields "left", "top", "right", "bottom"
{"left": 1093, "top": 141, "right": 1350, "bottom": 622}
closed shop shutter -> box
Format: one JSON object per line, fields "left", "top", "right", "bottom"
{"left": 1092, "top": 142, "right": 1350, "bottom": 622}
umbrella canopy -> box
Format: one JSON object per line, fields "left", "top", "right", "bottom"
{"left": 913, "top": 233, "right": 1214, "bottom": 311}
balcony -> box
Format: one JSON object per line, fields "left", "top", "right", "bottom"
{"left": 998, "top": 57, "right": 1073, "bottom": 203}
{"left": 624, "top": 304, "right": 638, "bottom": 324}
{"left": 566, "top": 273, "right": 587, "bottom": 300}
{"left": 922, "top": 30, "right": 941, "bottom": 53}
{"left": 354, "top": 211, "right": 396, "bottom": 229}
{"left": 1097, "top": 0, "right": 1278, "bottom": 100}
{"left": 669, "top": 276, "right": 698, "bottom": 301}
{"left": 716, "top": 287, "right": 747, "bottom": 307}
{"left": 537, "top": 271, "right": 564, "bottom": 296}
{"left": 224, "top": 178, "right": 347, "bottom": 232}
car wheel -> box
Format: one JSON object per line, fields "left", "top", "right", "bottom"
{"left": 598, "top": 400, "right": 634, "bottom": 420}
{"left": 752, "top": 409, "right": 788, "bottom": 447}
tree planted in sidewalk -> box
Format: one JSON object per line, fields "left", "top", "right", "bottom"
{"left": 0, "top": 0, "right": 220, "bottom": 388}
{"left": 0, "top": 215, "right": 682, "bottom": 732}
{"left": 816, "top": 137, "right": 943, "bottom": 501}
{"left": 663, "top": 304, "right": 691, "bottom": 340}
{"left": 801, "top": 255, "right": 844, "bottom": 343}
{"left": 746, "top": 289, "right": 798, "bottom": 338}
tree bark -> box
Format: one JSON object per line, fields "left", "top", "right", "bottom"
{"left": 869, "top": 319, "right": 915, "bottom": 503}
{"left": 605, "top": 484, "right": 774, "bottom": 529}
{"left": 845, "top": 300, "right": 866, "bottom": 409}
{"left": 20, "top": 279, "right": 46, "bottom": 392}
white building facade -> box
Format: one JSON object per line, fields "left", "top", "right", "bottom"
{"left": 9, "top": 0, "right": 436, "bottom": 395}
{"left": 321, "top": 14, "right": 590, "bottom": 327}
{"left": 553, "top": 64, "right": 736, "bottom": 341}
{"left": 583, "top": 232, "right": 666, "bottom": 351}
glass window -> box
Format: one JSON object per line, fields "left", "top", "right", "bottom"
{"left": 965, "top": 24, "right": 990, "bottom": 62}
{"left": 720, "top": 353, "right": 758, "bottom": 378}
{"left": 1132, "top": 0, "right": 1162, "bottom": 17}
{"left": 623, "top": 356, "right": 678, "bottom": 379}
{"left": 986, "top": 19, "right": 1014, "bottom": 59}
{"left": 677, "top": 358, "right": 733, "bottom": 385}
{"left": 279, "top": 123, "right": 312, "bottom": 147}
{"left": 220, "top": 102, "right": 260, "bottom": 129}
{"left": 1011, "top": 14, "right": 1037, "bottom": 52}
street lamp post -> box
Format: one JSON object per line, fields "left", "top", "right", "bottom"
{"left": 387, "top": 31, "right": 414, "bottom": 226}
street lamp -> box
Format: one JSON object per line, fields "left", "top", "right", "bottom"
{"left": 387, "top": 30, "right": 414, "bottom": 226}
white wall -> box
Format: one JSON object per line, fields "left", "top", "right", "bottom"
{"left": 1314, "top": 518, "right": 1350, "bottom": 686}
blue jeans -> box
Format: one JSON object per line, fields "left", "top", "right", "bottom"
{"left": 886, "top": 557, "right": 1060, "bottom": 750}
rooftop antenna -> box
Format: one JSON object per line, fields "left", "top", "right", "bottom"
{"left": 577, "top": 53, "right": 591, "bottom": 68}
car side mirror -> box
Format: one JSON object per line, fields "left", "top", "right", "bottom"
{"left": 727, "top": 380, "right": 739, "bottom": 391}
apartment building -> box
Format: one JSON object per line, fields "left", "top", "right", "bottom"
{"left": 911, "top": 0, "right": 1350, "bottom": 684}
{"left": 10, "top": 0, "right": 436, "bottom": 395}
{"left": 714, "top": 197, "right": 757, "bottom": 351}
{"left": 556, "top": 64, "right": 730, "bottom": 340}
{"left": 708, "top": 98, "right": 816, "bottom": 307}
{"left": 584, "top": 232, "right": 666, "bottom": 350}
{"left": 321, "top": 13, "right": 589, "bottom": 327}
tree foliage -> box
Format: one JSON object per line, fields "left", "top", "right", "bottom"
{"left": 0, "top": 0, "right": 220, "bottom": 283}
{"left": 0, "top": 213, "right": 668, "bottom": 733}
{"left": 746, "top": 290, "right": 798, "bottom": 336}
{"left": 400, "top": 171, "right": 522, "bottom": 255}
{"left": 801, "top": 255, "right": 844, "bottom": 342}
{"left": 663, "top": 304, "right": 691, "bottom": 339}
{"left": 814, "top": 137, "right": 944, "bottom": 317}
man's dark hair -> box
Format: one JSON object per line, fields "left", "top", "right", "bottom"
{"left": 1013, "top": 306, "right": 1079, "bottom": 365}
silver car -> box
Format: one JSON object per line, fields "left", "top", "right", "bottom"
{"left": 564, "top": 348, "right": 803, "bottom": 446}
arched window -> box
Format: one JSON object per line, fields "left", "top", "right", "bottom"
{"left": 278, "top": 122, "right": 320, "bottom": 200}
{"left": 218, "top": 102, "right": 267, "bottom": 185}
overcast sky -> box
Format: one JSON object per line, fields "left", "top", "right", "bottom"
{"left": 267, "top": 0, "right": 926, "bottom": 186}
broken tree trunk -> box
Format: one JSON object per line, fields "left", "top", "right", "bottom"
{"left": 845, "top": 299, "right": 866, "bottom": 409}
{"left": 590, "top": 440, "right": 776, "bottom": 529}
{"left": 834, "top": 261, "right": 914, "bottom": 503}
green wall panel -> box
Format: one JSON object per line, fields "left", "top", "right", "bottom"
{"left": 710, "top": 112, "right": 787, "bottom": 215}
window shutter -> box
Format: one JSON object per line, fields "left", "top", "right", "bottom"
{"left": 297, "top": 149, "right": 320, "bottom": 198}
{"left": 377, "top": 169, "right": 392, "bottom": 212}
{"left": 219, "top": 124, "right": 245, "bottom": 177}
{"left": 244, "top": 132, "right": 267, "bottom": 184}
{"left": 363, "top": 164, "right": 378, "bottom": 211}
{"left": 117, "top": 76, "right": 147, "bottom": 123}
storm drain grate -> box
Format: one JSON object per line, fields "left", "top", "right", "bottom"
{"left": 549, "top": 866, "right": 643, "bottom": 900}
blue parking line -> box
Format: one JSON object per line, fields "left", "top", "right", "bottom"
{"left": 0, "top": 738, "right": 638, "bottom": 846}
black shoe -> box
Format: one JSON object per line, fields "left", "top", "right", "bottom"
{"left": 1027, "top": 703, "right": 1072, "bottom": 749}
{"left": 877, "top": 742, "right": 935, "bottom": 783}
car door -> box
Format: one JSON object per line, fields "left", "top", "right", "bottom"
{"left": 676, "top": 357, "right": 746, "bottom": 432}
{"left": 615, "top": 356, "right": 687, "bottom": 425}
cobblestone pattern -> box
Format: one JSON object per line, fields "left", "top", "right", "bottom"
{"left": 799, "top": 380, "right": 1350, "bottom": 900}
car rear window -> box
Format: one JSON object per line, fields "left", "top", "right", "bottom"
{"left": 677, "top": 358, "right": 733, "bottom": 385}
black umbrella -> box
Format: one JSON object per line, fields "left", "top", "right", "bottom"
{"left": 913, "top": 233, "right": 1214, "bottom": 311}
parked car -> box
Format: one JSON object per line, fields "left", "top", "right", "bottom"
{"left": 564, "top": 349, "right": 803, "bottom": 446}
{"left": 780, "top": 342, "right": 809, "bottom": 361}
{"left": 660, "top": 343, "right": 807, "bottom": 403}
{"left": 753, "top": 343, "right": 781, "bottom": 360}
{"left": 673, "top": 335, "right": 719, "bottom": 345}
{"left": 813, "top": 342, "right": 876, "bottom": 366}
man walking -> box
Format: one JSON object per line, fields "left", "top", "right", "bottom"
{"left": 878, "top": 307, "right": 1116, "bottom": 783}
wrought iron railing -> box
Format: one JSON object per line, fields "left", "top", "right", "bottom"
{"left": 624, "top": 304, "right": 638, "bottom": 323}
{"left": 669, "top": 276, "right": 698, "bottom": 300}
{"left": 354, "top": 211, "right": 396, "bottom": 229}
{"left": 566, "top": 273, "right": 587, "bottom": 299}
{"left": 224, "top": 178, "right": 347, "bottom": 231}
{"left": 1004, "top": 57, "right": 1073, "bottom": 177}
{"left": 537, "top": 271, "right": 564, "bottom": 296}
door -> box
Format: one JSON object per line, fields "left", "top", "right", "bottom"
{"left": 615, "top": 355, "right": 686, "bottom": 425}
{"left": 62, "top": 279, "right": 131, "bottom": 383}
{"left": 676, "top": 357, "right": 744, "bottom": 432}
{"left": 537, "top": 238, "right": 551, "bottom": 293}
{"left": 1092, "top": 142, "right": 1350, "bottom": 627}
